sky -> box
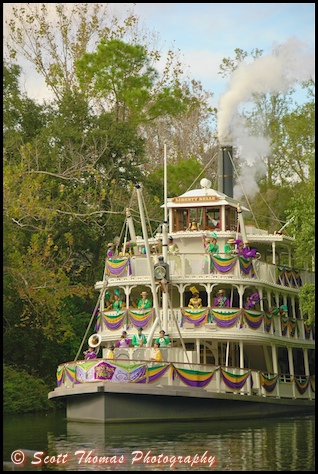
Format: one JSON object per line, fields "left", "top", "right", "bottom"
{"left": 3, "top": 3, "right": 315, "bottom": 107}
{"left": 131, "top": 3, "right": 315, "bottom": 104}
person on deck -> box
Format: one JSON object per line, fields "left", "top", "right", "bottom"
{"left": 279, "top": 304, "right": 288, "bottom": 318}
{"left": 83, "top": 347, "right": 97, "bottom": 360}
{"left": 213, "top": 289, "right": 230, "bottom": 307}
{"left": 201, "top": 234, "right": 210, "bottom": 250}
{"left": 151, "top": 341, "right": 163, "bottom": 362}
{"left": 106, "top": 345, "right": 115, "bottom": 359}
{"left": 155, "top": 330, "right": 170, "bottom": 347}
{"left": 168, "top": 236, "right": 179, "bottom": 254}
{"left": 188, "top": 286, "right": 202, "bottom": 310}
{"left": 244, "top": 292, "right": 260, "bottom": 309}
{"left": 132, "top": 327, "right": 147, "bottom": 347}
{"left": 137, "top": 291, "right": 152, "bottom": 310}
{"left": 234, "top": 239, "right": 245, "bottom": 255}
{"left": 112, "top": 289, "right": 123, "bottom": 311}
{"left": 115, "top": 330, "right": 130, "bottom": 348}
{"left": 234, "top": 239, "right": 258, "bottom": 258}
{"left": 104, "top": 290, "right": 112, "bottom": 310}
{"left": 153, "top": 238, "right": 163, "bottom": 255}
{"left": 107, "top": 242, "right": 115, "bottom": 258}
{"left": 242, "top": 241, "right": 258, "bottom": 258}
{"left": 224, "top": 238, "right": 236, "bottom": 255}
{"left": 207, "top": 233, "right": 219, "bottom": 255}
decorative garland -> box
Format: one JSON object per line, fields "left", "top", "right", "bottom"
{"left": 180, "top": 308, "right": 210, "bottom": 327}
{"left": 56, "top": 362, "right": 315, "bottom": 396}
{"left": 105, "top": 258, "right": 132, "bottom": 276}
{"left": 259, "top": 373, "right": 279, "bottom": 392}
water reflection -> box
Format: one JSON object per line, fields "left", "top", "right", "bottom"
{"left": 4, "top": 411, "right": 315, "bottom": 471}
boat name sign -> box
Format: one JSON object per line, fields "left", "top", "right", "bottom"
{"left": 172, "top": 196, "right": 220, "bottom": 203}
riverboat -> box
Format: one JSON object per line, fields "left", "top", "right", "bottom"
{"left": 48, "top": 146, "right": 315, "bottom": 423}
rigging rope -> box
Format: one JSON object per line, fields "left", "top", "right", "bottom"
{"left": 185, "top": 150, "right": 219, "bottom": 192}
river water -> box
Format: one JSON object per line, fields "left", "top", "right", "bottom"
{"left": 3, "top": 410, "right": 315, "bottom": 471}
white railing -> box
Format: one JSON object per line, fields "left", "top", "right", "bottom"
{"left": 105, "top": 255, "right": 314, "bottom": 288}
{"left": 98, "top": 308, "right": 315, "bottom": 343}
{"left": 56, "top": 357, "right": 315, "bottom": 403}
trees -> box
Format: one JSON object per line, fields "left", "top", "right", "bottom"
{"left": 4, "top": 5, "right": 214, "bottom": 388}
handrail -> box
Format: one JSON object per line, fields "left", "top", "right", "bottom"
{"left": 103, "top": 254, "right": 314, "bottom": 288}
{"left": 55, "top": 358, "right": 315, "bottom": 401}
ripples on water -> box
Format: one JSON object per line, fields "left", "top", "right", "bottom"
{"left": 3, "top": 410, "right": 315, "bottom": 471}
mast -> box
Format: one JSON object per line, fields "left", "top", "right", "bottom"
{"left": 135, "top": 184, "right": 161, "bottom": 347}
{"left": 125, "top": 207, "right": 139, "bottom": 255}
{"left": 237, "top": 203, "right": 248, "bottom": 244}
{"left": 162, "top": 142, "right": 168, "bottom": 330}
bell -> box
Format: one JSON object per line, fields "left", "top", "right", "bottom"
{"left": 190, "top": 222, "right": 198, "bottom": 231}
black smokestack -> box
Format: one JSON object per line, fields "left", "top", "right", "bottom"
{"left": 218, "top": 145, "right": 233, "bottom": 197}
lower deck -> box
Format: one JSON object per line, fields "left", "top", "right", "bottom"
{"left": 49, "top": 352, "right": 315, "bottom": 423}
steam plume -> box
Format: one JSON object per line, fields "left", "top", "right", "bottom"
{"left": 217, "top": 38, "right": 314, "bottom": 199}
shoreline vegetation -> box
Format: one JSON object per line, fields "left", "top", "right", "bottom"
{"left": 4, "top": 364, "right": 64, "bottom": 414}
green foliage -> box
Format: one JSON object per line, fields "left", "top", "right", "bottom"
{"left": 286, "top": 157, "right": 315, "bottom": 268}
{"left": 298, "top": 284, "right": 315, "bottom": 323}
{"left": 3, "top": 364, "right": 61, "bottom": 414}
{"left": 76, "top": 38, "right": 188, "bottom": 124}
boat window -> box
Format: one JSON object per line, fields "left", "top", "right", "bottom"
{"left": 173, "top": 209, "right": 188, "bottom": 231}
{"left": 205, "top": 208, "right": 220, "bottom": 230}
{"left": 189, "top": 208, "right": 203, "bottom": 228}
{"left": 308, "top": 349, "right": 315, "bottom": 375}
{"left": 293, "top": 348, "right": 305, "bottom": 375}
{"left": 225, "top": 207, "right": 237, "bottom": 231}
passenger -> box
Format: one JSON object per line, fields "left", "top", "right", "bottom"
{"left": 234, "top": 239, "right": 258, "bottom": 259}
{"left": 138, "top": 291, "right": 152, "bottom": 310}
{"left": 279, "top": 304, "right": 288, "bottom": 318}
{"left": 106, "top": 345, "right": 115, "bottom": 360}
{"left": 107, "top": 242, "right": 115, "bottom": 258}
{"left": 188, "top": 286, "right": 202, "bottom": 310}
{"left": 234, "top": 239, "right": 245, "bottom": 255}
{"left": 244, "top": 292, "right": 260, "bottom": 309}
{"left": 153, "top": 238, "right": 162, "bottom": 255}
{"left": 83, "top": 346, "right": 97, "bottom": 360}
{"left": 155, "top": 329, "right": 170, "bottom": 347}
{"left": 269, "top": 306, "right": 279, "bottom": 316}
{"left": 207, "top": 232, "right": 219, "bottom": 255}
{"left": 214, "top": 289, "right": 230, "bottom": 307}
{"left": 151, "top": 341, "right": 163, "bottom": 362}
{"left": 201, "top": 234, "right": 210, "bottom": 250}
{"left": 224, "top": 238, "right": 236, "bottom": 255}
{"left": 112, "top": 289, "right": 123, "bottom": 311}
{"left": 115, "top": 330, "right": 130, "bottom": 348}
{"left": 244, "top": 295, "right": 254, "bottom": 309}
{"left": 167, "top": 236, "right": 179, "bottom": 254}
{"left": 104, "top": 290, "right": 112, "bottom": 310}
{"left": 243, "top": 241, "right": 258, "bottom": 258}
{"left": 113, "top": 235, "right": 120, "bottom": 255}
{"left": 132, "top": 327, "right": 147, "bottom": 347}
